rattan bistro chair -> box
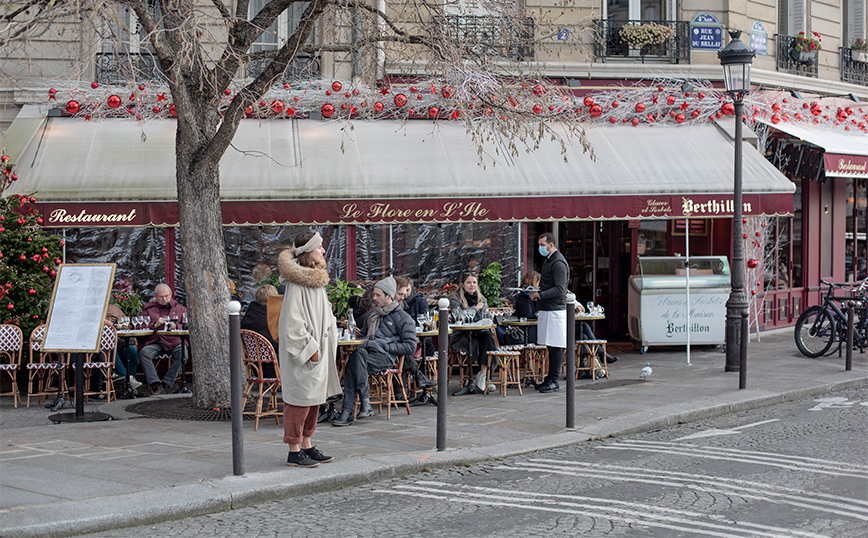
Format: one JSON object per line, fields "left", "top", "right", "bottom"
{"left": 72, "top": 323, "right": 118, "bottom": 402}
{"left": 0, "top": 324, "right": 24, "bottom": 407}
{"left": 367, "top": 355, "right": 411, "bottom": 419}
{"left": 25, "top": 324, "right": 68, "bottom": 407}
{"left": 240, "top": 329, "right": 282, "bottom": 430}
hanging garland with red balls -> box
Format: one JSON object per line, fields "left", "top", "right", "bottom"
{"left": 39, "top": 77, "right": 867, "bottom": 134}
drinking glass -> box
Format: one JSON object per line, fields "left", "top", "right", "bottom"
{"left": 143, "top": 315, "right": 151, "bottom": 329}
{"left": 133, "top": 316, "right": 142, "bottom": 330}
{"left": 181, "top": 312, "right": 188, "bottom": 329}
{"left": 121, "top": 317, "right": 129, "bottom": 330}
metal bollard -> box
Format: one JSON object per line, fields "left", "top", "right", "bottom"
{"left": 228, "top": 301, "right": 244, "bottom": 476}
{"left": 739, "top": 308, "right": 748, "bottom": 390}
{"left": 437, "top": 298, "right": 449, "bottom": 451}
{"left": 846, "top": 301, "right": 854, "bottom": 372}
{"left": 565, "top": 293, "right": 576, "bottom": 429}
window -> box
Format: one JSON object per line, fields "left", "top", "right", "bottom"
{"left": 844, "top": 0, "right": 867, "bottom": 47}
{"left": 607, "top": 0, "right": 668, "bottom": 21}
{"left": 248, "top": 1, "right": 319, "bottom": 80}
{"left": 777, "top": 0, "right": 806, "bottom": 36}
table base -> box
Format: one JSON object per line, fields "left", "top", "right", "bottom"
{"left": 48, "top": 411, "right": 112, "bottom": 423}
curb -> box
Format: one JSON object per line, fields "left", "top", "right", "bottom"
{"left": 2, "top": 376, "right": 865, "bottom": 538}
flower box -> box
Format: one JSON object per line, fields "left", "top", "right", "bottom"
{"left": 852, "top": 50, "right": 868, "bottom": 63}
{"left": 790, "top": 49, "right": 817, "bottom": 63}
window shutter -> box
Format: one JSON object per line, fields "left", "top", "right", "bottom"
{"left": 851, "top": 0, "right": 866, "bottom": 41}
{"left": 792, "top": 0, "right": 806, "bottom": 34}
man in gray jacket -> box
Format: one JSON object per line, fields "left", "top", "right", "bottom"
{"left": 333, "top": 276, "right": 417, "bottom": 426}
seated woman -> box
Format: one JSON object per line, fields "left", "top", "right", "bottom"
{"left": 449, "top": 272, "right": 498, "bottom": 395}
{"left": 105, "top": 304, "right": 141, "bottom": 390}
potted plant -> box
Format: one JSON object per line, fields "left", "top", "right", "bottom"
{"left": 326, "top": 279, "right": 363, "bottom": 320}
{"left": 478, "top": 262, "right": 503, "bottom": 308}
{"left": 619, "top": 22, "right": 673, "bottom": 55}
{"left": 110, "top": 289, "right": 144, "bottom": 317}
{"left": 851, "top": 38, "right": 868, "bottom": 63}
{"left": 790, "top": 31, "right": 822, "bottom": 63}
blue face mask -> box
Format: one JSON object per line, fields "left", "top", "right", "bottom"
{"left": 538, "top": 245, "right": 549, "bottom": 257}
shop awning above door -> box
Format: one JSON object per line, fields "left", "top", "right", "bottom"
{"left": 756, "top": 119, "right": 868, "bottom": 178}
{"left": 9, "top": 116, "right": 795, "bottom": 226}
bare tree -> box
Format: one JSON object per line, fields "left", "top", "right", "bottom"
{"left": 1, "top": 0, "right": 590, "bottom": 408}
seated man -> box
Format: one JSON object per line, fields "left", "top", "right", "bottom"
{"left": 139, "top": 284, "right": 188, "bottom": 395}
{"left": 333, "top": 276, "right": 417, "bottom": 426}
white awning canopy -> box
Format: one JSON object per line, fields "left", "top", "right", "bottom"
{"left": 755, "top": 118, "right": 868, "bottom": 178}
{"left": 7, "top": 116, "right": 796, "bottom": 226}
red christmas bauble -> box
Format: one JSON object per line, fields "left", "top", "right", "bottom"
{"left": 49, "top": 270, "right": 56, "bottom": 277}
{"left": 270, "top": 100, "right": 284, "bottom": 114}
{"left": 583, "top": 96, "right": 594, "bottom": 107}
{"left": 747, "top": 259, "right": 759, "bottom": 268}
{"left": 353, "top": 89, "right": 360, "bottom": 97}
{"left": 609, "top": 117, "right": 617, "bottom": 124}
{"left": 533, "top": 85, "right": 545, "bottom": 96}
{"left": 441, "top": 86, "right": 453, "bottom": 98}
{"left": 91, "top": 82, "right": 99, "bottom": 89}
{"left": 410, "top": 86, "right": 417, "bottom": 93}
{"left": 321, "top": 103, "right": 335, "bottom": 118}
{"left": 169, "top": 104, "right": 176, "bottom": 117}
{"left": 589, "top": 104, "right": 603, "bottom": 117}
{"left": 152, "top": 106, "right": 161, "bottom": 114}
{"left": 666, "top": 95, "right": 675, "bottom": 105}
{"left": 107, "top": 95, "right": 121, "bottom": 108}
{"left": 611, "top": 101, "right": 619, "bottom": 108}
{"left": 6, "top": 304, "right": 13, "bottom": 310}
{"left": 631, "top": 118, "right": 640, "bottom": 126}
{"left": 771, "top": 114, "right": 781, "bottom": 124}
{"left": 697, "top": 92, "right": 705, "bottom": 99}
{"left": 675, "top": 113, "right": 685, "bottom": 123}
{"left": 42, "top": 266, "right": 49, "bottom": 273}
{"left": 532, "top": 104, "right": 543, "bottom": 114}
{"left": 283, "top": 83, "right": 290, "bottom": 90}
{"left": 428, "top": 106, "right": 439, "bottom": 118}
{"left": 28, "top": 289, "right": 36, "bottom": 296}
{"left": 772, "top": 102, "right": 781, "bottom": 112}
{"left": 394, "top": 94, "right": 408, "bottom": 107}
{"left": 374, "top": 101, "right": 384, "bottom": 112}
{"left": 635, "top": 102, "right": 645, "bottom": 113}
{"left": 66, "top": 100, "right": 80, "bottom": 114}
{"left": 331, "top": 81, "right": 342, "bottom": 92}
{"left": 18, "top": 254, "right": 26, "bottom": 261}
{"left": 344, "top": 92, "right": 351, "bottom": 99}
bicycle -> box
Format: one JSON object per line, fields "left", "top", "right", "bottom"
{"left": 794, "top": 279, "right": 868, "bottom": 358}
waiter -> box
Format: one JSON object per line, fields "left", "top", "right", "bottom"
{"left": 529, "top": 232, "right": 570, "bottom": 393}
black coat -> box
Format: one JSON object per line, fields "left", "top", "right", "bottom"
{"left": 240, "top": 301, "right": 278, "bottom": 352}
{"left": 538, "top": 249, "right": 569, "bottom": 311}
{"left": 403, "top": 291, "right": 430, "bottom": 322}
{"left": 359, "top": 306, "right": 418, "bottom": 358}
{"left": 513, "top": 292, "right": 538, "bottom": 342}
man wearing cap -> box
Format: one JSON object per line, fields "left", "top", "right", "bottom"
{"left": 332, "top": 276, "right": 418, "bottom": 426}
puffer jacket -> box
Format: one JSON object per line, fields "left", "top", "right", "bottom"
{"left": 359, "top": 307, "right": 418, "bottom": 359}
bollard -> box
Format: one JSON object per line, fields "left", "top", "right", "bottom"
{"left": 565, "top": 293, "right": 576, "bottom": 429}
{"left": 739, "top": 308, "right": 748, "bottom": 390}
{"left": 846, "top": 301, "right": 854, "bottom": 372}
{"left": 437, "top": 297, "right": 449, "bottom": 451}
{"left": 228, "top": 301, "right": 244, "bottom": 476}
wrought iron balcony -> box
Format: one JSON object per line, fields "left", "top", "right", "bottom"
{"left": 593, "top": 20, "right": 690, "bottom": 63}
{"left": 247, "top": 53, "right": 321, "bottom": 83}
{"left": 95, "top": 52, "right": 164, "bottom": 84}
{"left": 775, "top": 34, "right": 818, "bottom": 78}
{"left": 438, "top": 15, "right": 535, "bottom": 61}
{"left": 840, "top": 47, "right": 868, "bottom": 86}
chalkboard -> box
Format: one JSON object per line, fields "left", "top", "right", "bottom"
{"left": 43, "top": 264, "right": 116, "bottom": 353}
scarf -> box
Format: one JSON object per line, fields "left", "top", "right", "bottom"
{"left": 365, "top": 300, "right": 401, "bottom": 340}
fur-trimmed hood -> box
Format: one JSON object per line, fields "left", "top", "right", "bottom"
{"left": 278, "top": 248, "right": 329, "bottom": 288}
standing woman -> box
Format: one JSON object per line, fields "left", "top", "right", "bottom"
{"left": 277, "top": 231, "right": 341, "bottom": 468}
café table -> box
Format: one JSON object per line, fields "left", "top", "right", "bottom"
{"left": 157, "top": 329, "right": 191, "bottom": 394}
{"left": 336, "top": 339, "right": 364, "bottom": 381}
{"left": 115, "top": 329, "right": 153, "bottom": 398}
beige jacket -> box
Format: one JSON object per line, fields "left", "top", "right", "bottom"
{"left": 276, "top": 249, "right": 340, "bottom": 406}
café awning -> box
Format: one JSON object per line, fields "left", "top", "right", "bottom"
{"left": 755, "top": 118, "right": 868, "bottom": 178}
{"left": 8, "top": 116, "right": 795, "bottom": 227}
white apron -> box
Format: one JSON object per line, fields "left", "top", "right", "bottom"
{"left": 537, "top": 309, "right": 567, "bottom": 348}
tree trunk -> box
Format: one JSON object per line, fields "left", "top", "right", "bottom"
{"left": 174, "top": 94, "right": 231, "bottom": 409}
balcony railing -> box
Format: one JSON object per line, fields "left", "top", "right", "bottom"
{"left": 95, "top": 52, "right": 164, "bottom": 84}
{"left": 593, "top": 20, "right": 690, "bottom": 63}
{"left": 840, "top": 47, "right": 868, "bottom": 86}
{"left": 438, "top": 15, "right": 535, "bottom": 61}
{"left": 247, "top": 53, "right": 322, "bottom": 83}
{"left": 775, "top": 35, "right": 818, "bottom": 78}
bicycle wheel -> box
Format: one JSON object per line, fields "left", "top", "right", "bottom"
{"left": 795, "top": 306, "right": 836, "bottom": 358}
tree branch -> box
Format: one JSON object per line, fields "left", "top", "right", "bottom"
{"left": 208, "top": 0, "right": 232, "bottom": 21}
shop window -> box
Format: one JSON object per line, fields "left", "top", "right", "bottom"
{"left": 637, "top": 220, "right": 668, "bottom": 256}
{"left": 845, "top": 178, "right": 867, "bottom": 282}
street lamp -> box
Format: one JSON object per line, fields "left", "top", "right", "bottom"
{"left": 718, "top": 30, "right": 755, "bottom": 385}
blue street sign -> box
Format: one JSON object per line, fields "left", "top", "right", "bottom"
{"left": 558, "top": 28, "right": 570, "bottom": 41}
{"left": 750, "top": 21, "right": 768, "bottom": 55}
{"left": 690, "top": 12, "right": 723, "bottom": 50}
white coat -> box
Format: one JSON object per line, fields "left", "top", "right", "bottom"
{"left": 276, "top": 249, "right": 341, "bottom": 407}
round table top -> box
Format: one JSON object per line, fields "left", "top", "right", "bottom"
{"left": 337, "top": 339, "right": 365, "bottom": 346}
{"left": 575, "top": 313, "right": 605, "bottom": 321}
{"left": 416, "top": 328, "right": 453, "bottom": 337}
{"left": 449, "top": 323, "right": 496, "bottom": 331}
{"left": 157, "top": 330, "right": 189, "bottom": 336}
{"left": 499, "top": 319, "right": 537, "bottom": 326}
{"left": 116, "top": 329, "right": 154, "bottom": 337}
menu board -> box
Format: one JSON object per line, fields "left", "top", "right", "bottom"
{"left": 42, "top": 264, "right": 116, "bottom": 352}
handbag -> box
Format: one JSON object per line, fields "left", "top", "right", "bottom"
{"left": 503, "top": 326, "right": 525, "bottom": 345}
{"left": 267, "top": 294, "right": 283, "bottom": 342}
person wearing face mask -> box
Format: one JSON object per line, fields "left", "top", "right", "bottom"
{"left": 529, "top": 232, "right": 570, "bottom": 393}
{"left": 449, "top": 272, "right": 499, "bottom": 395}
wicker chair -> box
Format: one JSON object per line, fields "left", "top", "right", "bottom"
{"left": 0, "top": 324, "right": 24, "bottom": 407}
{"left": 240, "top": 330, "right": 282, "bottom": 430}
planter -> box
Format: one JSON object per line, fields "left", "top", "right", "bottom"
{"left": 790, "top": 49, "right": 817, "bottom": 63}
{"left": 640, "top": 42, "right": 667, "bottom": 56}
{"left": 852, "top": 50, "right": 868, "bottom": 63}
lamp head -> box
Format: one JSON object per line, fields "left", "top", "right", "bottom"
{"left": 718, "top": 30, "right": 755, "bottom": 97}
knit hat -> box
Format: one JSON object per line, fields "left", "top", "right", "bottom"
{"left": 375, "top": 276, "right": 397, "bottom": 299}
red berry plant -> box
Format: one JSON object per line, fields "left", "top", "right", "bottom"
{"left": 0, "top": 153, "right": 63, "bottom": 337}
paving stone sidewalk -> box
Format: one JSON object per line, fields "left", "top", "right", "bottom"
{"left": 1, "top": 328, "right": 866, "bottom": 538}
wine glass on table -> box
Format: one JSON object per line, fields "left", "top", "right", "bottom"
{"left": 181, "top": 312, "right": 187, "bottom": 330}
{"left": 143, "top": 315, "right": 151, "bottom": 330}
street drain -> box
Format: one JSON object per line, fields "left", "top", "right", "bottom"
{"left": 126, "top": 398, "right": 256, "bottom": 421}
{"left": 576, "top": 379, "right": 647, "bottom": 390}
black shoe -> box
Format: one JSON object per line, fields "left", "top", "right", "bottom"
{"left": 452, "top": 382, "right": 481, "bottom": 396}
{"left": 150, "top": 383, "right": 166, "bottom": 395}
{"left": 538, "top": 380, "right": 560, "bottom": 393}
{"left": 415, "top": 372, "right": 437, "bottom": 389}
{"left": 303, "top": 446, "right": 334, "bottom": 463}
{"left": 576, "top": 371, "right": 591, "bottom": 379}
{"left": 286, "top": 450, "right": 319, "bottom": 468}
{"left": 409, "top": 390, "right": 436, "bottom": 406}
{"left": 332, "top": 410, "right": 354, "bottom": 427}
{"left": 356, "top": 401, "right": 374, "bottom": 418}
{"left": 605, "top": 355, "right": 619, "bottom": 363}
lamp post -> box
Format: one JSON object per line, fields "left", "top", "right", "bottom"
{"left": 718, "top": 30, "right": 755, "bottom": 380}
